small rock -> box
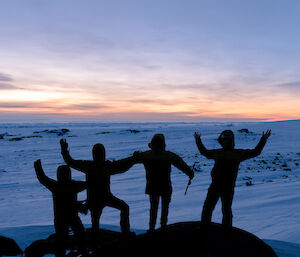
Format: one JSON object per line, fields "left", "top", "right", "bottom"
{"left": 8, "top": 137, "right": 23, "bottom": 141}
{"left": 238, "top": 128, "right": 250, "bottom": 133}
{"left": 125, "top": 129, "right": 140, "bottom": 134}
{"left": 246, "top": 181, "right": 253, "bottom": 186}
{"left": 96, "top": 132, "right": 113, "bottom": 135}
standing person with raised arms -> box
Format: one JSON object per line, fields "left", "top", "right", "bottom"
{"left": 60, "top": 139, "right": 136, "bottom": 237}
{"left": 133, "top": 134, "right": 194, "bottom": 232}
{"left": 194, "top": 129, "right": 271, "bottom": 231}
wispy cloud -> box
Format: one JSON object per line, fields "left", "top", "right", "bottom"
{"left": 276, "top": 80, "right": 300, "bottom": 90}
{"left": 0, "top": 83, "right": 17, "bottom": 89}
{"left": 0, "top": 73, "right": 13, "bottom": 82}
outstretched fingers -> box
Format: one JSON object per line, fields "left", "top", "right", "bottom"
{"left": 194, "top": 132, "right": 201, "bottom": 142}
{"left": 262, "top": 129, "right": 271, "bottom": 139}
{"left": 60, "top": 138, "right": 68, "bottom": 150}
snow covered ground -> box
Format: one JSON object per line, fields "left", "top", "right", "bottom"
{"left": 0, "top": 121, "right": 299, "bottom": 256}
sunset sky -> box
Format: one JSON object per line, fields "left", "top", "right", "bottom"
{"left": 0, "top": 0, "right": 300, "bottom": 122}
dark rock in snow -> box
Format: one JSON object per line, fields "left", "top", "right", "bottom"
{"left": 0, "top": 235, "right": 23, "bottom": 256}
{"left": 33, "top": 128, "right": 70, "bottom": 136}
{"left": 8, "top": 137, "right": 24, "bottom": 141}
{"left": 238, "top": 128, "right": 251, "bottom": 133}
{"left": 25, "top": 222, "right": 278, "bottom": 257}
{"left": 246, "top": 181, "right": 254, "bottom": 186}
{"left": 25, "top": 135, "right": 43, "bottom": 139}
{"left": 125, "top": 129, "right": 141, "bottom": 134}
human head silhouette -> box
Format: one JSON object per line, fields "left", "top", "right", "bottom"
{"left": 148, "top": 134, "right": 166, "bottom": 151}
{"left": 93, "top": 143, "right": 106, "bottom": 162}
{"left": 218, "top": 130, "right": 235, "bottom": 149}
{"left": 57, "top": 165, "right": 71, "bottom": 183}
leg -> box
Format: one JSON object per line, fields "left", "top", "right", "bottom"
{"left": 160, "top": 194, "right": 171, "bottom": 228}
{"left": 90, "top": 206, "right": 103, "bottom": 233}
{"left": 201, "top": 185, "right": 220, "bottom": 224}
{"left": 149, "top": 194, "right": 159, "bottom": 232}
{"left": 105, "top": 194, "right": 130, "bottom": 233}
{"left": 54, "top": 217, "right": 68, "bottom": 257}
{"left": 70, "top": 215, "right": 87, "bottom": 256}
{"left": 220, "top": 189, "right": 234, "bottom": 229}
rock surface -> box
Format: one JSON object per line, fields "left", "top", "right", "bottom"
{"left": 0, "top": 235, "right": 23, "bottom": 256}
{"left": 25, "top": 222, "right": 278, "bottom": 257}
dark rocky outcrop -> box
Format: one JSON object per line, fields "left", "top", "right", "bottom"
{"left": 8, "top": 137, "right": 23, "bottom": 141}
{"left": 24, "top": 222, "right": 278, "bottom": 257}
{"left": 33, "top": 128, "right": 70, "bottom": 136}
{"left": 238, "top": 128, "right": 251, "bottom": 133}
{"left": 0, "top": 235, "right": 23, "bottom": 256}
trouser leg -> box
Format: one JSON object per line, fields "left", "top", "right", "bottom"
{"left": 54, "top": 217, "right": 68, "bottom": 257}
{"left": 201, "top": 185, "right": 220, "bottom": 224}
{"left": 220, "top": 190, "right": 234, "bottom": 229}
{"left": 106, "top": 194, "right": 130, "bottom": 233}
{"left": 70, "top": 215, "right": 87, "bottom": 255}
{"left": 161, "top": 194, "right": 171, "bottom": 228}
{"left": 149, "top": 195, "right": 159, "bottom": 231}
{"left": 90, "top": 206, "right": 103, "bottom": 232}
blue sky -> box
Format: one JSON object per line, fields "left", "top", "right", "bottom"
{"left": 0, "top": 0, "right": 299, "bottom": 122}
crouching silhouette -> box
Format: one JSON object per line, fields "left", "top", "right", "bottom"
{"left": 134, "top": 134, "right": 194, "bottom": 232}
{"left": 194, "top": 130, "right": 271, "bottom": 230}
{"left": 34, "top": 159, "right": 87, "bottom": 257}
{"left": 60, "top": 139, "right": 136, "bottom": 236}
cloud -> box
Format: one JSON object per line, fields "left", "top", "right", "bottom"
{"left": 60, "top": 103, "right": 109, "bottom": 110}
{"left": 0, "top": 83, "right": 17, "bottom": 89}
{"left": 0, "top": 101, "right": 110, "bottom": 112}
{"left": 0, "top": 73, "right": 17, "bottom": 90}
{"left": 0, "top": 104, "right": 27, "bottom": 108}
{"left": 277, "top": 80, "right": 300, "bottom": 89}
{"left": 0, "top": 73, "right": 13, "bottom": 82}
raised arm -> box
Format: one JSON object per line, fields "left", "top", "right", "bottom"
{"left": 72, "top": 181, "right": 87, "bottom": 193}
{"left": 194, "top": 132, "right": 216, "bottom": 159}
{"left": 105, "top": 156, "right": 137, "bottom": 175}
{"left": 240, "top": 130, "right": 271, "bottom": 161}
{"left": 169, "top": 152, "right": 194, "bottom": 179}
{"left": 60, "top": 139, "right": 90, "bottom": 173}
{"left": 34, "top": 159, "right": 56, "bottom": 190}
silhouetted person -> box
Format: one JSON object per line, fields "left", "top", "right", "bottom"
{"left": 60, "top": 139, "right": 136, "bottom": 235}
{"left": 34, "top": 159, "right": 87, "bottom": 257}
{"left": 194, "top": 129, "right": 271, "bottom": 230}
{"left": 134, "top": 134, "right": 194, "bottom": 232}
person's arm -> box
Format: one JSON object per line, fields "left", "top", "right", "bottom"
{"left": 60, "top": 139, "right": 90, "bottom": 173}
{"left": 34, "top": 159, "right": 56, "bottom": 190}
{"left": 194, "top": 132, "right": 217, "bottom": 159}
{"left": 72, "top": 181, "right": 87, "bottom": 193}
{"left": 169, "top": 152, "right": 194, "bottom": 179}
{"left": 240, "top": 130, "right": 271, "bottom": 161}
{"left": 105, "top": 156, "right": 137, "bottom": 175}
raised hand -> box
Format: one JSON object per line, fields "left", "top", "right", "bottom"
{"left": 60, "top": 139, "right": 68, "bottom": 151}
{"left": 194, "top": 132, "right": 202, "bottom": 145}
{"left": 262, "top": 130, "right": 271, "bottom": 140}
{"left": 34, "top": 159, "right": 42, "bottom": 171}
{"left": 132, "top": 151, "right": 142, "bottom": 161}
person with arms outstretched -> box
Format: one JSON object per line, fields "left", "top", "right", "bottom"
{"left": 34, "top": 159, "right": 87, "bottom": 257}
{"left": 60, "top": 139, "right": 136, "bottom": 236}
{"left": 194, "top": 129, "right": 271, "bottom": 230}
{"left": 134, "top": 134, "right": 194, "bottom": 232}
